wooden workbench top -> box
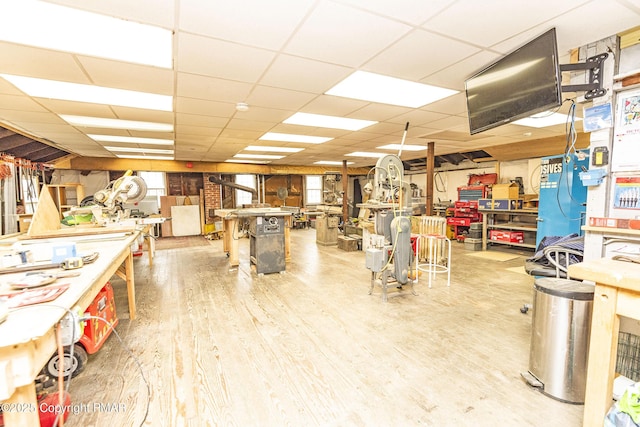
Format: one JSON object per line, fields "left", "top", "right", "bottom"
{"left": 569, "top": 257, "right": 640, "bottom": 292}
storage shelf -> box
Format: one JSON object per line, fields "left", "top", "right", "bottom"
{"left": 487, "top": 240, "right": 536, "bottom": 249}
{"left": 481, "top": 209, "right": 538, "bottom": 251}
{"left": 487, "top": 222, "right": 537, "bottom": 232}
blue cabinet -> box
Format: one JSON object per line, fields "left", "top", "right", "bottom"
{"left": 536, "top": 152, "right": 589, "bottom": 247}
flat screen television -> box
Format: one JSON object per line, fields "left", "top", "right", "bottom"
{"left": 465, "top": 28, "right": 562, "bottom": 135}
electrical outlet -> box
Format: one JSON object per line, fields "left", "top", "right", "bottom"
{"left": 59, "top": 310, "right": 83, "bottom": 346}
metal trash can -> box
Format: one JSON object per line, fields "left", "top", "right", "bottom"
{"left": 527, "top": 277, "right": 594, "bottom": 403}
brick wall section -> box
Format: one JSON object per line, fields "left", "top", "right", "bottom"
{"left": 203, "top": 173, "right": 221, "bottom": 222}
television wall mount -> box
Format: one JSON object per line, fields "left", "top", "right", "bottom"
{"left": 560, "top": 52, "right": 609, "bottom": 99}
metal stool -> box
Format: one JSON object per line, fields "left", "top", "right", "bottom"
{"left": 416, "top": 234, "right": 451, "bottom": 287}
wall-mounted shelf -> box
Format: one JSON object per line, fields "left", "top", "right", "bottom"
{"left": 480, "top": 209, "right": 539, "bottom": 250}
{"left": 582, "top": 226, "right": 640, "bottom": 237}
{"left": 46, "top": 184, "right": 85, "bottom": 219}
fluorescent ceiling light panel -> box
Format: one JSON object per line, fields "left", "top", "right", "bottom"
{"left": 283, "top": 113, "right": 377, "bottom": 131}
{"left": 244, "top": 145, "right": 304, "bottom": 153}
{"left": 512, "top": 112, "right": 580, "bottom": 128}
{"left": 103, "top": 146, "right": 174, "bottom": 154}
{"left": 314, "top": 161, "right": 354, "bottom": 165}
{"left": 61, "top": 115, "right": 173, "bottom": 132}
{"left": 225, "top": 159, "right": 271, "bottom": 164}
{"left": 0, "top": 1, "right": 171, "bottom": 68}
{"left": 0, "top": 74, "right": 172, "bottom": 111}
{"left": 346, "top": 152, "right": 386, "bottom": 158}
{"left": 88, "top": 135, "right": 174, "bottom": 146}
{"left": 234, "top": 154, "right": 285, "bottom": 160}
{"left": 259, "top": 132, "right": 333, "bottom": 144}
{"left": 378, "top": 144, "right": 426, "bottom": 151}
{"left": 326, "top": 71, "right": 459, "bottom": 108}
{"left": 115, "top": 154, "right": 174, "bottom": 160}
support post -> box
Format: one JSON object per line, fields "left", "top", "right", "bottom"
{"left": 425, "top": 142, "right": 435, "bottom": 216}
{"left": 342, "top": 160, "right": 348, "bottom": 225}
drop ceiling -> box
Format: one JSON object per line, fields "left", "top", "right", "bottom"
{"left": 0, "top": 0, "right": 638, "bottom": 169}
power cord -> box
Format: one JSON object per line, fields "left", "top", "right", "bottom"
{"left": 7, "top": 305, "right": 150, "bottom": 427}
{"left": 80, "top": 315, "right": 151, "bottom": 427}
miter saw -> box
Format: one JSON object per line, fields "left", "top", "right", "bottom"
{"left": 66, "top": 170, "right": 149, "bottom": 226}
{"left": 92, "top": 170, "right": 147, "bottom": 212}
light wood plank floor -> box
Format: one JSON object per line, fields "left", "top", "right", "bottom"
{"left": 64, "top": 229, "right": 583, "bottom": 426}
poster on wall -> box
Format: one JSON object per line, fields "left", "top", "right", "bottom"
{"left": 617, "top": 90, "right": 640, "bottom": 132}
{"left": 611, "top": 88, "right": 640, "bottom": 172}
{"left": 613, "top": 176, "right": 640, "bottom": 209}
{"left": 583, "top": 103, "right": 612, "bottom": 132}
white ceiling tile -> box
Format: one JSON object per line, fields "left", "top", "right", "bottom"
{"left": 179, "top": 0, "right": 313, "bottom": 50}
{"left": 47, "top": 0, "right": 175, "bottom": 28}
{"left": 0, "top": 110, "right": 65, "bottom": 124}
{"left": 424, "top": 0, "right": 587, "bottom": 48}
{"left": 0, "top": 94, "right": 48, "bottom": 112}
{"left": 350, "top": 103, "right": 412, "bottom": 122}
{"left": 246, "top": 86, "right": 317, "bottom": 110}
{"left": 219, "top": 128, "right": 263, "bottom": 140}
{"left": 176, "top": 97, "right": 236, "bottom": 117}
{"left": 424, "top": 51, "right": 501, "bottom": 91}
{"left": 175, "top": 125, "right": 223, "bottom": 137}
{"left": 339, "top": 0, "right": 455, "bottom": 26}
{"left": 422, "top": 92, "right": 468, "bottom": 116}
{"left": 284, "top": 1, "right": 412, "bottom": 67}
{"left": 260, "top": 55, "right": 351, "bottom": 93}
{"left": 225, "top": 119, "right": 275, "bottom": 132}
{"left": 77, "top": 57, "right": 173, "bottom": 94}
{"left": 178, "top": 33, "right": 276, "bottom": 83}
{"left": 177, "top": 113, "right": 229, "bottom": 128}
{"left": 301, "top": 95, "right": 369, "bottom": 116}
{"left": 177, "top": 73, "right": 253, "bottom": 103}
{"left": 364, "top": 29, "right": 481, "bottom": 80}
{"left": 108, "top": 107, "right": 174, "bottom": 124}
{"left": 0, "top": 42, "right": 89, "bottom": 82}
{"left": 385, "top": 109, "right": 450, "bottom": 127}
{"left": 34, "top": 99, "right": 116, "bottom": 117}
{"left": 230, "top": 106, "right": 292, "bottom": 123}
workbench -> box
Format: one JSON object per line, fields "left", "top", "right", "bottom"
{"left": 568, "top": 257, "right": 640, "bottom": 427}
{"left": 0, "top": 231, "right": 140, "bottom": 426}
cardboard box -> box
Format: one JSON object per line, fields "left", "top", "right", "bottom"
{"left": 478, "top": 199, "right": 523, "bottom": 210}
{"left": 492, "top": 183, "right": 519, "bottom": 199}
{"left": 478, "top": 199, "right": 493, "bottom": 209}
{"left": 492, "top": 199, "right": 523, "bottom": 210}
{"left": 490, "top": 230, "right": 524, "bottom": 243}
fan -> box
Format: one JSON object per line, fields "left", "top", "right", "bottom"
{"left": 276, "top": 187, "right": 289, "bottom": 205}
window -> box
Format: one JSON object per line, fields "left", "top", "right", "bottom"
{"left": 305, "top": 175, "right": 322, "bottom": 205}
{"left": 138, "top": 172, "right": 167, "bottom": 206}
{"left": 20, "top": 173, "right": 40, "bottom": 214}
{"left": 235, "top": 174, "right": 256, "bottom": 207}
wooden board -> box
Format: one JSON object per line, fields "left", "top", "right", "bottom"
{"left": 27, "top": 186, "right": 61, "bottom": 237}
{"left": 170, "top": 205, "right": 201, "bottom": 236}
{"left": 160, "top": 196, "right": 177, "bottom": 237}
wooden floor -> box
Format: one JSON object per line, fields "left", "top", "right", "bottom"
{"left": 64, "top": 229, "right": 583, "bottom": 427}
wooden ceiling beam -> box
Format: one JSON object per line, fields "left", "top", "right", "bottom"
{"left": 62, "top": 157, "right": 371, "bottom": 176}
{"left": 482, "top": 132, "right": 590, "bottom": 162}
